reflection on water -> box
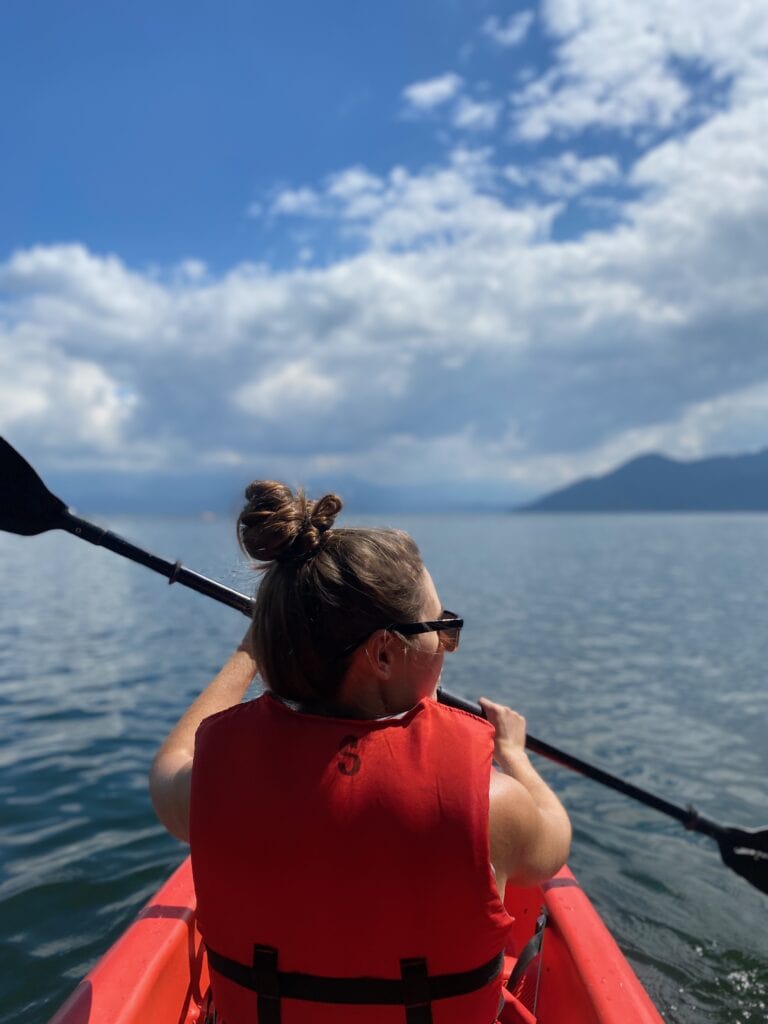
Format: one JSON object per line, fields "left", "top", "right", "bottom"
{"left": 1, "top": 514, "right": 767, "bottom": 1022}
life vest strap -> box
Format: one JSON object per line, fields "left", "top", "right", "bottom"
{"left": 400, "top": 957, "right": 432, "bottom": 1024}
{"left": 252, "top": 946, "right": 280, "bottom": 1024}
{"left": 206, "top": 944, "right": 504, "bottom": 1018}
{"left": 506, "top": 911, "right": 547, "bottom": 996}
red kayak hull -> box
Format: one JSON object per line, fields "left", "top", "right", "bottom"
{"left": 49, "top": 858, "right": 663, "bottom": 1024}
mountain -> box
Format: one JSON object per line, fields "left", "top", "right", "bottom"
{"left": 521, "top": 450, "right": 768, "bottom": 512}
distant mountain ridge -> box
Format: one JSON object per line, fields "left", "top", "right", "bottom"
{"left": 521, "top": 450, "right": 768, "bottom": 512}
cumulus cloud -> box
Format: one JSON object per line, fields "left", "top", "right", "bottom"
{"left": 1, "top": 244, "right": 168, "bottom": 343}
{"left": 482, "top": 11, "right": 535, "bottom": 49}
{"left": 265, "top": 148, "right": 553, "bottom": 254}
{"left": 5, "top": 90, "right": 768, "bottom": 490}
{"left": 401, "top": 72, "right": 463, "bottom": 112}
{"left": 262, "top": 147, "right": 551, "bottom": 254}
{"left": 327, "top": 166, "right": 385, "bottom": 200}
{"left": 234, "top": 360, "right": 340, "bottom": 421}
{"left": 401, "top": 74, "right": 500, "bottom": 135}
{"left": 510, "top": 0, "right": 768, "bottom": 140}
{"left": 0, "top": 337, "right": 138, "bottom": 457}
{"left": 453, "top": 96, "right": 501, "bottom": 132}
{"left": 269, "top": 187, "right": 323, "bottom": 217}
{"left": 505, "top": 152, "right": 621, "bottom": 197}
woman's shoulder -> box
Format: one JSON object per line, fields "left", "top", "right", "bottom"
{"left": 426, "top": 695, "right": 495, "bottom": 736}
{"left": 195, "top": 692, "right": 265, "bottom": 741}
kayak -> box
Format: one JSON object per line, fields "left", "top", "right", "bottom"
{"left": 49, "top": 858, "right": 663, "bottom": 1023}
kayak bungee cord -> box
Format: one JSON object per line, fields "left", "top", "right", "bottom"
{"left": 2, "top": 434, "right": 767, "bottom": 896}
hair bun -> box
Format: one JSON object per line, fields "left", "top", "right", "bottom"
{"left": 238, "top": 481, "right": 342, "bottom": 564}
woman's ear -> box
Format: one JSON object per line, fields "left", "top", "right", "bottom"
{"left": 363, "top": 629, "right": 393, "bottom": 678}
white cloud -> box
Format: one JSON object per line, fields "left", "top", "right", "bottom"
{"left": 259, "top": 149, "right": 555, "bottom": 253}
{"left": 0, "top": 337, "right": 137, "bottom": 453}
{"left": 0, "top": 366, "right": 48, "bottom": 425}
{"left": 7, "top": 245, "right": 112, "bottom": 296}
{"left": 453, "top": 96, "right": 501, "bottom": 131}
{"left": 270, "top": 187, "right": 323, "bottom": 216}
{"left": 506, "top": 152, "right": 621, "bottom": 197}
{"left": 1, "top": 244, "right": 168, "bottom": 341}
{"left": 401, "top": 73, "right": 463, "bottom": 112}
{"left": 327, "top": 166, "right": 384, "bottom": 199}
{"left": 482, "top": 11, "right": 535, "bottom": 48}
{"left": 234, "top": 360, "right": 341, "bottom": 421}
{"left": 5, "top": 81, "right": 768, "bottom": 487}
{"left": 5, "top": 104, "right": 767, "bottom": 488}
{"left": 511, "top": 0, "right": 768, "bottom": 139}
{"left": 261, "top": 148, "right": 554, "bottom": 254}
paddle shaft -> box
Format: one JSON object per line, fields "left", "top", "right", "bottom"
{"left": 60, "top": 510, "right": 253, "bottom": 617}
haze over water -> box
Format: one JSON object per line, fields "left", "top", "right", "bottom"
{"left": 1, "top": 513, "right": 767, "bottom": 1023}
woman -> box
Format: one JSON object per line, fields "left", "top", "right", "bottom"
{"left": 150, "top": 481, "right": 571, "bottom": 1023}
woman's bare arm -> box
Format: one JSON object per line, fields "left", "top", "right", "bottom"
{"left": 149, "top": 631, "right": 258, "bottom": 843}
{"left": 480, "top": 697, "right": 572, "bottom": 890}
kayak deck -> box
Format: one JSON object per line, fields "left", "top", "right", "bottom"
{"left": 49, "top": 859, "right": 211, "bottom": 1024}
{"left": 49, "top": 858, "right": 663, "bottom": 1023}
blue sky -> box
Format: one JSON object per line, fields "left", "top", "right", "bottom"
{"left": 3, "top": 0, "right": 768, "bottom": 507}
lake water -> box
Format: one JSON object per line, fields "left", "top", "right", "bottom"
{"left": 1, "top": 513, "right": 767, "bottom": 1023}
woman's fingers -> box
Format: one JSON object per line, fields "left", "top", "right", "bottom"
{"left": 479, "top": 697, "right": 527, "bottom": 752}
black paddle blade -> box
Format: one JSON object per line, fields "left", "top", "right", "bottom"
{"left": 0, "top": 437, "right": 68, "bottom": 535}
{"left": 718, "top": 826, "right": 768, "bottom": 896}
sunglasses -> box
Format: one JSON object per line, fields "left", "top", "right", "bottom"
{"left": 338, "top": 610, "right": 464, "bottom": 659}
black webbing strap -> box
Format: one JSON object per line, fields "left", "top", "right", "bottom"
{"left": 206, "top": 945, "right": 504, "bottom": 1017}
{"left": 506, "top": 910, "right": 547, "bottom": 996}
{"left": 400, "top": 958, "right": 432, "bottom": 1024}
{"left": 252, "top": 946, "right": 280, "bottom": 1024}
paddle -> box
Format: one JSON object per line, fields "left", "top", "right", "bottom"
{"left": 2, "top": 435, "right": 767, "bottom": 895}
{"left": 0, "top": 437, "right": 251, "bottom": 615}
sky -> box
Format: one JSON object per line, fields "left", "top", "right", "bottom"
{"left": 2, "top": 0, "right": 768, "bottom": 509}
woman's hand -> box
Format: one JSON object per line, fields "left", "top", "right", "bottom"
{"left": 478, "top": 697, "right": 529, "bottom": 776}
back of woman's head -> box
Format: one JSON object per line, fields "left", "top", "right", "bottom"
{"left": 237, "top": 480, "right": 425, "bottom": 703}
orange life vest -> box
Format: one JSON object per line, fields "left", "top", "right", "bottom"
{"left": 190, "top": 693, "right": 513, "bottom": 1023}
